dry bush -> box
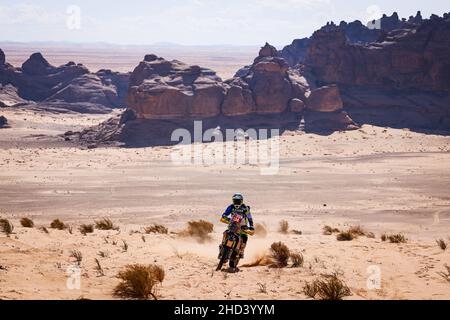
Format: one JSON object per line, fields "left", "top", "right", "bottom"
{"left": 436, "top": 239, "right": 447, "bottom": 251}
{"left": 381, "top": 234, "right": 387, "bottom": 242}
{"left": 144, "top": 224, "right": 168, "bottom": 234}
{"left": 290, "top": 252, "right": 304, "bottom": 268}
{"left": 291, "top": 230, "right": 302, "bottom": 235}
{"left": 348, "top": 225, "right": 366, "bottom": 236}
{"left": 181, "top": 220, "right": 214, "bottom": 242}
{"left": 121, "top": 240, "right": 129, "bottom": 252}
{"left": 70, "top": 250, "right": 83, "bottom": 265}
{"left": 39, "top": 226, "right": 49, "bottom": 234}
{"left": 366, "top": 232, "right": 376, "bottom": 239}
{"left": 0, "top": 218, "right": 14, "bottom": 236}
{"left": 388, "top": 234, "right": 407, "bottom": 244}
{"left": 50, "top": 219, "right": 67, "bottom": 230}
{"left": 68, "top": 226, "right": 73, "bottom": 234}
{"left": 254, "top": 223, "right": 267, "bottom": 238}
{"left": 269, "top": 242, "right": 290, "bottom": 268}
{"left": 303, "top": 274, "right": 351, "bottom": 300}
{"left": 323, "top": 225, "right": 340, "bottom": 236}
{"left": 113, "top": 264, "right": 165, "bottom": 300}
{"left": 79, "top": 224, "right": 94, "bottom": 235}
{"left": 20, "top": 218, "right": 34, "bottom": 228}
{"left": 279, "top": 220, "right": 289, "bottom": 234}
{"left": 95, "top": 258, "right": 105, "bottom": 277}
{"left": 98, "top": 251, "right": 109, "bottom": 258}
{"left": 438, "top": 265, "right": 450, "bottom": 282}
{"left": 257, "top": 283, "right": 267, "bottom": 294}
{"left": 336, "top": 231, "right": 355, "bottom": 241}
{"left": 95, "top": 218, "right": 119, "bottom": 231}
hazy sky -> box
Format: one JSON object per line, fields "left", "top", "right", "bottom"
{"left": 0, "top": 0, "right": 448, "bottom": 46}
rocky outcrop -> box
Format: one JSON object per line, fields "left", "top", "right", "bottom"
{"left": 127, "top": 43, "right": 310, "bottom": 120}
{"left": 127, "top": 55, "right": 225, "bottom": 119}
{"left": 0, "top": 49, "right": 5, "bottom": 66}
{"left": 305, "top": 14, "right": 450, "bottom": 92}
{"left": 0, "top": 50, "right": 130, "bottom": 113}
{"left": 0, "top": 84, "right": 29, "bottom": 108}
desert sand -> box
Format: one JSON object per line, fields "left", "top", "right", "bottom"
{"left": 0, "top": 107, "right": 449, "bottom": 300}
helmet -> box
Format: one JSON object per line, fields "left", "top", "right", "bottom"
{"left": 232, "top": 193, "right": 244, "bottom": 207}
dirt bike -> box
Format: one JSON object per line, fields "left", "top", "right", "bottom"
{"left": 216, "top": 212, "right": 250, "bottom": 272}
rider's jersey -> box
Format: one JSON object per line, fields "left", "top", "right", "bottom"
{"left": 221, "top": 204, "right": 254, "bottom": 234}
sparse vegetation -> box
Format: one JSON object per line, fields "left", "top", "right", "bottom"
{"left": 436, "top": 239, "right": 447, "bottom": 251}
{"left": 95, "top": 258, "right": 105, "bottom": 276}
{"left": 278, "top": 220, "right": 289, "bottom": 234}
{"left": 388, "top": 233, "right": 407, "bottom": 244}
{"left": 181, "top": 220, "right": 214, "bottom": 242}
{"left": 381, "top": 234, "right": 387, "bottom": 242}
{"left": 269, "top": 242, "right": 290, "bottom": 268}
{"left": 438, "top": 265, "right": 450, "bottom": 282}
{"left": 290, "top": 252, "right": 304, "bottom": 268}
{"left": 79, "top": 224, "right": 94, "bottom": 235}
{"left": 95, "top": 218, "right": 119, "bottom": 231}
{"left": 20, "top": 217, "right": 34, "bottom": 228}
{"left": 39, "top": 226, "right": 49, "bottom": 234}
{"left": 257, "top": 283, "right": 267, "bottom": 294}
{"left": 323, "top": 225, "right": 340, "bottom": 236}
{"left": 144, "top": 224, "right": 168, "bottom": 234}
{"left": 113, "top": 264, "right": 165, "bottom": 300}
{"left": 254, "top": 223, "right": 267, "bottom": 238}
{"left": 121, "top": 240, "right": 128, "bottom": 252}
{"left": 69, "top": 250, "right": 83, "bottom": 265}
{"left": 348, "top": 225, "right": 366, "bottom": 236}
{"left": 291, "top": 230, "right": 302, "bottom": 235}
{"left": 0, "top": 218, "right": 14, "bottom": 237}
{"left": 141, "top": 235, "right": 146, "bottom": 243}
{"left": 98, "top": 251, "right": 109, "bottom": 258}
{"left": 303, "top": 274, "right": 352, "bottom": 300}
{"left": 50, "top": 219, "right": 67, "bottom": 230}
{"left": 68, "top": 226, "right": 73, "bottom": 234}
{"left": 336, "top": 231, "right": 355, "bottom": 241}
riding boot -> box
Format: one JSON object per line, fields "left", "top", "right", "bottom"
{"left": 239, "top": 242, "right": 247, "bottom": 259}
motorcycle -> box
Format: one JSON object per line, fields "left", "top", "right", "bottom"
{"left": 216, "top": 211, "right": 251, "bottom": 272}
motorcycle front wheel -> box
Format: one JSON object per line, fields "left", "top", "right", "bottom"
{"left": 216, "top": 247, "right": 230, "bottom": 271}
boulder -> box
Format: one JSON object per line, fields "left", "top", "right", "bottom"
{"left": 306, "top": 85, "right": 343, "bottom": 112}
{"left": 289, "top": 98, "right": 305, "bottom": 113}
{"left": 0, "top": 115, "right": 7, "bottom": 127}
{"left": 22, "top": 52, "right": 54, "bottom": 75}
{"left": 0, "top": 49, "right": 5, "bottom": 66}
{"left": 304, "top": 110, "right": 358, "bottom": 132}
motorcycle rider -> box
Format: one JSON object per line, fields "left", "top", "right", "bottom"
{"left": 220, "top": 193, "right": 255, "bottom": 259}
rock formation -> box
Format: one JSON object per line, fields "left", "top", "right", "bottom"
{"left": 0, "top": 50, "right": 130, "bottom": 113}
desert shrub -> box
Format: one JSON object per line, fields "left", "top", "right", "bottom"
{"left": 50, "top": 219, "right": 67, "bottom": 230}
{"left": 70, "top": 250, "right": 83, "bottom": 264}
{"left": 181, "top": 220, "right": 214, "bottom": 242}
{"left": 436, "top": 239, "right": 447, "bottom": 251}
{"left": 291, "top": 230, "right": 302, "bottom": 235}
{"left": 348, "top": 225, "right": 366, "bottom": 236}
{"left": 438, "top": 265, "right": 450, "bottom": 282}
{"left": 290, "top": 252, "right": 304, "bottom": 268}
{"left": 366, "top": 232, "right": 376, "bottom": 239}
{"left": 95, "top": 258, "right": 105, "bottom": 277}
{"left": 269, "top": 242, "right": 290, "bottom": 268}
{"left": 144, "top": 224, "right": 168, "bottom": 234}
{"left": 336, "top": 231, "right": 354, "bottom": 241}
{"left": 381, "top": 234, "right": 387, "bottom": 242}
{"left": 323, "top": 225, "right": 340, "bottom": 236}
{"left": 254, "top": 223, "right": 267, "bottom": 238}
{"left": 20, "top": 218, "right": 34, "bottom": 228}
{"left": 113, "top": 264, "right": 165, "bottom": 300}
{"left": 95, "top": 218, "right": 119, "bottom": 231}
{"left": 98, "top": 251, "right": 109, "bottom": 258}
{"left": 0, "top": 218, "right": 14, "bottom": 236}
{"left": 121, "top": 240, "right": 128, "bottom": 252}
{"left": 388, "top": 234, "right": 407, "bottom": 244}
{"left": 39, "top": 226, "right": 49, "bottom": 234}
{"left": 303, "top": 274, "right": 351, "bottom": 300}
{"left": 279, "top": 220, "right": 289, "bottom": 234}
{"left": 79, "top": 224, "right": 94, "bottom": 235}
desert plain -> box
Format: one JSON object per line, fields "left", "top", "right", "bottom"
{"left": 0, "top": 92, "right": 449, "bottom": 299}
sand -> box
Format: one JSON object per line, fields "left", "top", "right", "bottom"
{"left": 0, "top": 107, "right": 449, "bottom": 300}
